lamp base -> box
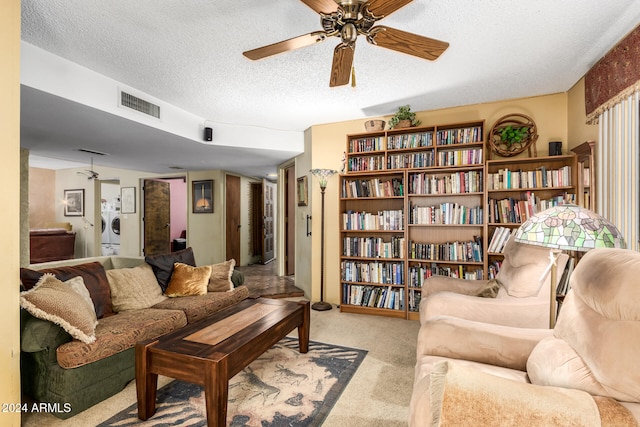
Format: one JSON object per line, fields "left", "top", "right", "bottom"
{"left": 311, "top": 301, "right": 332, "bottom": 311}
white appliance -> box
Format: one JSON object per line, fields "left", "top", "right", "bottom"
{"left": 108, "top": 210, "right": 120, "bottom": 244}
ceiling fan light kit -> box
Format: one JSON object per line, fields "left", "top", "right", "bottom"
{"left": 243, "top": 0, "right": 449, "bottom": 87}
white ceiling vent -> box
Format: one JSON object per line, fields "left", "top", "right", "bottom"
{"left": 119, "top": 90, "right": 161, "bottom": 119}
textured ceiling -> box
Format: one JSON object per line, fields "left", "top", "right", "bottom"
{"left": 19, "top": 0, "right": 640, "bottom": 177}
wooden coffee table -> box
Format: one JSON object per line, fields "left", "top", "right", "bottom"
{"left": 135, "top": 297, "right": 310, "bottom": 427}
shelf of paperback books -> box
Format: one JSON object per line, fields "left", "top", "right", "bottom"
{"left": 485, "top": 154, "right": 578, "bottom": 277}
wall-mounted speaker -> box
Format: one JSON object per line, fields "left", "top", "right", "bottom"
{"left": 204, "top": 127, "right": 213, "bottom": 142}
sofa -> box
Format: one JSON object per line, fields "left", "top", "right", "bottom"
{"left": 29, "top": 228, "right": 76, "bottom": 264}
{"left": 419, "top": 235, "right": 569, "bottom": 329}
{"left": 20, "top": 248, "right": 248, "bottom": 419}
{"left": 409, "top": 248, "right": 640, "bottom": 426}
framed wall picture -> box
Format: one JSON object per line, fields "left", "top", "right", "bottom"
{"left": 297, "top": 176, "right": 308, "bottom": 206}
{"left": 192, "top": 179, "right": 214, "bottom": 213}
{"left": 121, "top": 187, "right": 136, "bottom": 214}
{"left": 64, "top": 189, "right": 84, "bottom": 217}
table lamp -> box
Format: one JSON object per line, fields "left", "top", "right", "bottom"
{"left": 514, "top": 204, "right": 625, "bottom": 327}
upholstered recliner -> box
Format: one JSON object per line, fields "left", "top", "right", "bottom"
{"left": 419, "top": 235, "right": 569, "bottom": 328}
{"left": 409, "top": 248, "right": 640, "bottom": 426}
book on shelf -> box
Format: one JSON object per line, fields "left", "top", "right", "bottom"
{"left": 348, "top": 155, "right": 385, "bottom": 172}
{"left": 437, "top": 148, "right": 483, "bottom": 166}
{"left": 435, "top": 126, "right": 483, "bottom": 145}
{"left": 342, "top": 284, "right": 404, "bottom": 310}
{"left": 342, "top": 210, "right": 404, "bottom": 231}
{"left": 487, "top": 226, "right": 514, "bottom": 253}
{"left": 408, "top": 170, "right": 483, "bottom": 195}
{"left": 556, "top": 256, "right": 575, "bottom": 297}
{"left": 409, "top": 202, "right": 483, "bottom": 225}
{"left": 342, "top": 177, "right": 404, "bottom": 198}
{"left": 342, "top": 235, "right": 405, "bottom": 259}
{"left": 341, "top": 260, "right": 404, "bottom": 285}
{"left": 349, "top": 136, "right": 384, "bottom": 153}
{"left": 409, "top": 237, "right": 483, "bottom": 263}
{"left": 487, "top": 166, "right": 572, "bottom": 190}
{"left": 387, "top": 131, "right": 434, "bottom": 149}
{"left": 487, "top": 192, "right": 575, "bottom": 224}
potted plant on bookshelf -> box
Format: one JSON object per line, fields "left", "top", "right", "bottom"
{"left": 388, "top": 105, "right": 421, "bottom": 129}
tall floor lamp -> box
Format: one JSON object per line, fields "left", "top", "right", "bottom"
{"left": 310, "top": 168, "right": 338, "bottom": 311}
{"left": 514, "top": 204, "right": 625, "bottom": 328}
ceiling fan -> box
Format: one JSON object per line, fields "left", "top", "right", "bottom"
{"left": 77, "top": 157, "right": 100, "bottom": 180}
{"left": 243, "top": 0, "right": 449, "bottom": 87}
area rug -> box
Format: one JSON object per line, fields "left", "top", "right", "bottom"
{"left": 98, "top": 337, "right": 367, "bottom": 427}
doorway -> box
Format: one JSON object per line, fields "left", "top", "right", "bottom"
{"left": 142, "top": 177, "right": 187, "bottom": 256}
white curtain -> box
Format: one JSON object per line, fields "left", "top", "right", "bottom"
{"left": 597, "top": 91, "right": 640, "bottom": 251}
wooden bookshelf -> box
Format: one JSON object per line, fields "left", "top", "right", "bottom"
{"left": 340, "top": 121, "right": 485, "bottom": 320}
{"left": 485, "top": 154, "right": 578, "bottom": 277}
{"left": 571, "top": 141, "right": 596, "bottom": 209}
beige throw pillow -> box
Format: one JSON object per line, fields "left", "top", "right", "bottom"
{"left": 207, "top": 259, "right": 236, "bottom": 292}
{"left": 107, "top": 263, "right": 168, "bottom": 312}
{"left": 64, "top": 275, "right": 97, "bottom": 316}
{"left": 165, "top": 263, "right": 212, "bottom": 297}
{"left": 20, "top": 274, "right": 98, "bottom": 344}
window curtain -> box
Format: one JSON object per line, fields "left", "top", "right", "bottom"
{"left": 585, "top": 24, "right": 640, "bottom": 251}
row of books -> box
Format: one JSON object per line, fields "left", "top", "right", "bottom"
{"left": 348, "top": 155, "right": 385, "bottom": 172}
{"left": 436, "top": 126, "right": 483, "bottom": 145}
{"left": 408, "top": 289, "right": 422, "bottom": 312}
{"left": 415, "top": 264, "right": 483, "bottom": 280}
{"left": 437, "top": 148, "right": 483, "bottom": 166}
{"left": 409, "top": 203, "right": 483, "bottom": 225}
{"left": 487, "top": 259, "right": 503, "bottom": 279}
{"left": 342, "top": 236, "right": 405, "bottom": 259}
{"left": 342, "top": 284, "right": 404, "bottom": 311}
{"left": 387, "top": 132, "right": 433, "bottom": 150}
{"left": 408, "top": 262, "right": 483, "bottom": 288}
{"left": 341, "top": 177, "right": 404, "bottom": 198}
{"left": 408, "top": 238, "right": 483, "bottom": 262}
{"left": 341, "top": 260, "right": 404, "bottom": 285}
{"left": 349, "top": 136, "right": 383, "bottom": 153}
{"left": 488, "top": 192, "right": 575, "bottom": 224}
{"left": 342, "top": 210, "right": 404, "bottom": 231}
{"left": 387, "top": 152, "right": 435, "bottom": 169}
{"left": 487, "top": 166, "right": 572, "bottom": 190}
{"left": 487, "top": 226, "right": 514, "bottom": 253}
{"left": 408, "top": 170, "right": 483, "bottom": 195}
{"left": 556, "top": 256, "right": 576, "bottom": 297}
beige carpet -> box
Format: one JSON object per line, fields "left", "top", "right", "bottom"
{"left": 21, "top": 300, "right": 420, "bottom": 427}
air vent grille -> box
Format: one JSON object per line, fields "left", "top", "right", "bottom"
{"left": 120, "top": 91, "right": 161, "bottom": 119}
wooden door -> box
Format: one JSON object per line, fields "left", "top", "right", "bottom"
{"left": 285, "top": 166, "right": 295, "bottom": 275}
{"left": 262, "top": 179, "right": 276, "bottom": 264}
{"left": 143, "top": 179, "right": 171, "bottom": 256}
{"left": 226, "top": 174, "right": 241, "bottom": 264}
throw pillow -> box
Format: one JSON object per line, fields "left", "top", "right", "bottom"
{"left": 145, "top": 247, "right": 197, "bottom": 292}
{"left": 106, "top": 263, "right": 168, "bottom": 312}
{"left": 165, "top": 262, "right": 212, "bottom": 297}
{"left": 20, "top": 274, "right": 98, "bottom": 344}
{"left": 208, "top": 259, "right": 236, "bottom": 292}
{"left": 20, "top": 261, "right": 113, "bottom": 318}
{"left": 475, "top": 279, "right": 500, "bottom": 298}
{"left": 64, "top": 276, "right": 97, "bottom": 318}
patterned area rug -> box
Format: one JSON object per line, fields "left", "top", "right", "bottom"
{"left": 98, "top": 337, "right": 367, "bottom": 426}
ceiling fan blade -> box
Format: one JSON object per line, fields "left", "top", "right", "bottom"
{"left": 365, "top": 0, "right": 413, "bottom": 18}
{"left": 367, "top": 26, "right": 449, "bottom": 60}
{"left": 243, "top": 31, "right": 328, "bottom": 60}
{"left": 300, "top": 0, "right": 339, "bottom": 14}
{"left": 329, "top": 43, "right": 355, "bottom": 87}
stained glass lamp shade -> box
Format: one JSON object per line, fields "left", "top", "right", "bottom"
{"left": 514, "top": 204, "right": 625, "bottom": 327}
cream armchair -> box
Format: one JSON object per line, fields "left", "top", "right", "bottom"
{"left": 410, "top": 248, "right": 640, "bottom": 426}
{"left": 419, "top": 235, "right": 569, "bottom": 328}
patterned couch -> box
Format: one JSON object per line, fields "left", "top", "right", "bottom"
{"left": 20, "top": 249, "right": 247, "bottom": 419}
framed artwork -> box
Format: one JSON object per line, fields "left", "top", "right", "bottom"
{"left": 64, "top": 189, "right": 84, "bottom": 217}
{"left": 121, "top": 187, "right": 136, "bottom": 214}
{"left": 192, "top": 180, "right": 214, "bottom": 213}
{"left": 297, "top": 176, "right": 308, "bottom": 206}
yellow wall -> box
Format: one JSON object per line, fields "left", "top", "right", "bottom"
{"left": 308, "top": 93, "right": 570, "bottom": 305}
{"left": 1, "top": 0, "right": 21, "bottom": 424}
